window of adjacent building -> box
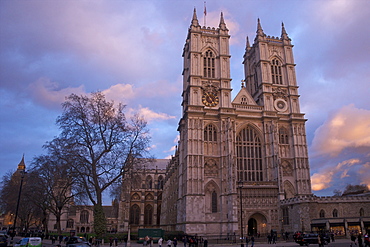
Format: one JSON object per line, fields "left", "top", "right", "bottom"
{"left": 204, "top": 124, "right": 217, "bottom": 142}
{"left": 271, "top": 59, "right": 282, "bottom": 84}
{"left": 211, "top": 191, "right": 218, "bottom": 213}
{"left": 66, "top": 219, "right": 74, "bottom": 228}
{"left": 204, "top": 50, "right": 215, "bottom": 78}
{"left": 283, "top": 207, "right": 289, "bottom": 225}
{"left": 146, "top": 176, "right": 153, "bottom": 189}
{"left": 319, "top": 209, "right": 325, "bottom": 218}
{"left": 130, "top": 204, "right": 140, "bottom": 225}
{"left": 279, "top": 127, "right": 289, "bottom": 144}
{"left": 333, "top": 209, "right": 338, "bottom": 218}
{"left": 80, "top": 210, "right": 89, "bottom": 224}
{"left": 157, "top": 176, "right": 164, "bottom": 190}
{"left": 236, "top": 126, "right": 263, "bottom": 181}
{"left": 241, "top": 96, "right": 248, "bottom": 104}
{"left": 144, "top": 204, "right": 153, "bottom": 225}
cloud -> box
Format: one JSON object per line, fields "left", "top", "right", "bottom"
{"left": 28, "top": 78, "right": 85, "bottom": 109}
{"left": 311, "top": 104, "right": 370, "bottom": 156}
{"left": 103, "top": 84, "right": 135, "bottom": 104}
{"left": 311, "top": 158, "right": 360, "bottom": 191}
{"left": 136, "top": 106, "right": 176, "bottom": 122}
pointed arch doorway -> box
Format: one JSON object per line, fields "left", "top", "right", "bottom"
{"left": 247, "top": 213, "right": 267, "bottom": 236}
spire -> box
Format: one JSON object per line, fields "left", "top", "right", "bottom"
{"left": 191, "top": 8, "right": 199, "bottom": 27}
{"left": 219, "top": 12, "right": 227, "bottom": 30}
{"left": 246, "top": 36, "right": 251, "bottom": 49}
{"left": 17, "top": 154, "right": 26, "bottom": 171}
{"left": 281, "top": 22, "right": 289, "bottom": 40}
{"left": 256, "top": 18, "right": 264, "bottom": 36}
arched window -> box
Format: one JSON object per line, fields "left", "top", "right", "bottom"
{"left": 80, "top": 210, "right": 89, "bottom": 224}
{"left": 66, "top": 219, "right": 74, "bottom": 228}
{"left": 271, "top": 59, "right": 282, "bottom": 84}
{"left": 130, "top": 204, "right": 140, "bottom": 225}
{"left": 360, "top": 208, "right": 364, "bottom": 217}
{"left": 283, "top": 207, "right": 289, "bottom": 225}
{"left": 236, "top": 126, "right": 263, "bottom": 181}
{"left": 279, "top": 127, "right": 289, "bottom": 144}
{"left": 157, "top": 176, "right": 164, "bottom": 190}
{"left": 204, "top": 124, "right": 217, "bottom": 142}
{"left": 146, "top": 176, "right": 152, "bottom": 189}
{"left": 332, "top": 209, "right": 338, "bottom": 217}
{"left": 241, "top": 96, "right": 248, "bottom": 104}
{"left": 204, "top": 50, "right": 215, "bottom": 78}
{"left": 144, "top": 204, "right": 153, "bottom": 225}
{"left": 319, "top": 209, "right": 325, "bottom": 218}
{"left": 211, "top": 191, "right": 217, "bottom": 213}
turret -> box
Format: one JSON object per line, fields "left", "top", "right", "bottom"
{"left": 219, "top": 12, "right": 228, "bottom": 31}
{"left": 191, "top": 8, "right": 199, "bottom": 27}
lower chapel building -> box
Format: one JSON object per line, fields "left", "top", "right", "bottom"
{"left": 26, "top": 10, "right": 370, "bottom": 237}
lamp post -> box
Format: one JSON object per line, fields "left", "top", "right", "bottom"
{"left": 238, "top": 181, "right": 244, "bottom": 247}
{"left": 12, "top": 168, "right": 26, "bottom": 240}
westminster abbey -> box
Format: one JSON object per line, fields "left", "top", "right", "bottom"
{"left": 40, "top": 9, "right": 370, "bottom": 239}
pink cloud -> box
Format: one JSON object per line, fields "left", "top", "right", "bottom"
{"left": 311, "top": 104, "right": 370, "bottom": 157}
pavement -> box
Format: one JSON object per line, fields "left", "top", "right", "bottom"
{"left": 8, "top": 237, "right": 351, "bottom": 247}
{"left": 41, "top": 238, "right": 350, "bottom": 247}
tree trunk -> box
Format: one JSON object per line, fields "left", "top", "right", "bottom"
{"left": 93, "top": 204, "right": 106, "bottom": 239}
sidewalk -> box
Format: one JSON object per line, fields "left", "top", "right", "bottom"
{"left": 39, "top": 238, "right": 349, "bottom": 247}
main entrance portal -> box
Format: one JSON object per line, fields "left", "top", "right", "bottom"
{"left": 247, "top": 213, "right": 267, "bottom": 236}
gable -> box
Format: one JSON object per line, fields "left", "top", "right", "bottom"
{"left": 232, "top": 87, "right": 257, "bottom": 105}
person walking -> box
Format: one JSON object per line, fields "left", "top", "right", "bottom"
{"left": 250, "top": 236, "right": 255, "bottom": 247}
{"left": 173, "top": 238, "right": 177, "bottom": 247}
{"left": 158, "top": 237, "right": 163, "bottom": 247}
{"left": 167, "top": 239, "right": 172, "bottom": 247}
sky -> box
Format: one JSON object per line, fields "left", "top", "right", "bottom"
{"left": 1, "top": 0, "right": 370, "bottom": 198}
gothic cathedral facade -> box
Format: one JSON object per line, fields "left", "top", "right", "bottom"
{"left": 161, "top": 9, "right": 312, "bottom": 236}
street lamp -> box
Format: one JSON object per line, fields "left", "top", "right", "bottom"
{"left": 238, "top": 181, "right": 244, "bottom": 247}
{"left": 12, "top": 168, "right": 26, "bottom": 240}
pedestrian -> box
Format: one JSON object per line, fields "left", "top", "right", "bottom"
{"left": 182, "top": 236, "right": 187, "bottom": 247}
{"left": 351, "top": 235, "right": 357, "bottom": 246}
{"left": 158, "top": 237, "right": 163, "bottom": 247}
{"left": 364, "top": 233, "right": 369, "bottom": 247}
{"left": 272, "top": 234, "right": 277, "bottom": 244}
{"left": 251, "top": 236, "right": 255, "bottom": 247}
{"left": 359, "top": 234, "right": 364, "bottom": 247}
{"left": 167, "top": 239, "right": 172, "bottom": 247}
{"left": 173, "top": 237, "right": 177, "bottom": 247}
{"left": 203, "top": 239, "right": 208, "bottom": 247}
{"left": 52, "top": 236, "right": 55, "bottom": 244}
{"left": 124, "top": 236, "right": 128, "bottom": 247}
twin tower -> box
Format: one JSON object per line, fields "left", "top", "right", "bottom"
{"left": 161, "top": 8, "right": 312, "bottom": 237}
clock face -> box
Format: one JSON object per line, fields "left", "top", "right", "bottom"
{"left": 274, "top": 99, "right": 288, "bottom": 112}
{"left": 202, "top": 92, "right": 219, "bottom": 107}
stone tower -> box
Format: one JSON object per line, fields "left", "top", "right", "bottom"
{"left": 162, "top": 10, "right": 312, "bottom": 237}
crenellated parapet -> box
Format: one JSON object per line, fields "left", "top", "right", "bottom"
{"left": 280, "top": 194, "right": 370, "bottom": 205}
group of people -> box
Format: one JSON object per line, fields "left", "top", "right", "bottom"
{"left": 351, "top": 232, "right": 370, "bottom": 247}
{"left": 157, "top": 237, "right": 177, "bottom": 247}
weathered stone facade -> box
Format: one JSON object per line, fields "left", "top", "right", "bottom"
{"left": 159, "top": 9, "right": 370, "bottom": 238}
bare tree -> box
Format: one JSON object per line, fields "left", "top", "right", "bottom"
{"left": 45, "top": 92, "right": 152, "bottom": 237}
{"left": 0, "top": 170, "right": 43, "bottom": 234}
{"left": 29, "top": 154, "right": 78, "bottom": 234}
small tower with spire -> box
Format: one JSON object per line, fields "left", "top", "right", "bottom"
{"left": 17, "top": 155, "right": 26, "bottom": 172}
